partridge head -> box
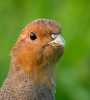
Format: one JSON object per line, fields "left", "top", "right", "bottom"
{"left": 0, "top": 19, "right": 66, "bottom": 100}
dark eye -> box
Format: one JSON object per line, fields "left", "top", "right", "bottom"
{"left": 30, "top": 32, "right": 37, "bottom": 40}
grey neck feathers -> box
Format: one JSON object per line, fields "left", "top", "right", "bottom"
{"left": 0, "top": 59, "right": 55, "bottom": 100}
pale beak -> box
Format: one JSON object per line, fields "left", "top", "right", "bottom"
{"left": 48, "top": 34, "right": 66, "bottom": 47}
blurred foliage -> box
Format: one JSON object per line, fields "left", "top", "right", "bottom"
{"left": 0, "top": 0, "right": 90, "bottom": 100}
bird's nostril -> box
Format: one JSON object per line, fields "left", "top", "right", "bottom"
{"left": 51, "top": 34, "right": 57, "bottom": 40}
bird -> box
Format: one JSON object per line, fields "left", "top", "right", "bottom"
{"left": 0, "top": 19, "right": 66, "bottom": 100}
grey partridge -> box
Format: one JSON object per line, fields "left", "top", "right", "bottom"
{"left": 0, "top": 19, "right": 66, "bottom": 100}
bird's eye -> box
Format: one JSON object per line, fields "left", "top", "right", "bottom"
{"left": 51, "top": 34, "right": 57, "bottom": 40}
{"left": 30, "top": 32, "right": 37, "bottom": 40}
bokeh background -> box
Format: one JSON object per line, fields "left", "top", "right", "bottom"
{"left": 0, "top": 0, "right": 90, "bottom": 100}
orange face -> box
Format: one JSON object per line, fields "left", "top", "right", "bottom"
{"left": 10, "top": 19, "right": 65, "bottom": 90}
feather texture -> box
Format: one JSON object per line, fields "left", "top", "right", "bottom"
{"left": 0, "top": 19, "right": 65, "bottom": 100}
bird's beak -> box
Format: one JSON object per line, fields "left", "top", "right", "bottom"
{"left": 48, "top": 34, "right": 66, "bottom": 47}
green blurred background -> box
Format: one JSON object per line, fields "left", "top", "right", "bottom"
{"left": 0, "top": 0, "right": 90, "bottom": 100}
